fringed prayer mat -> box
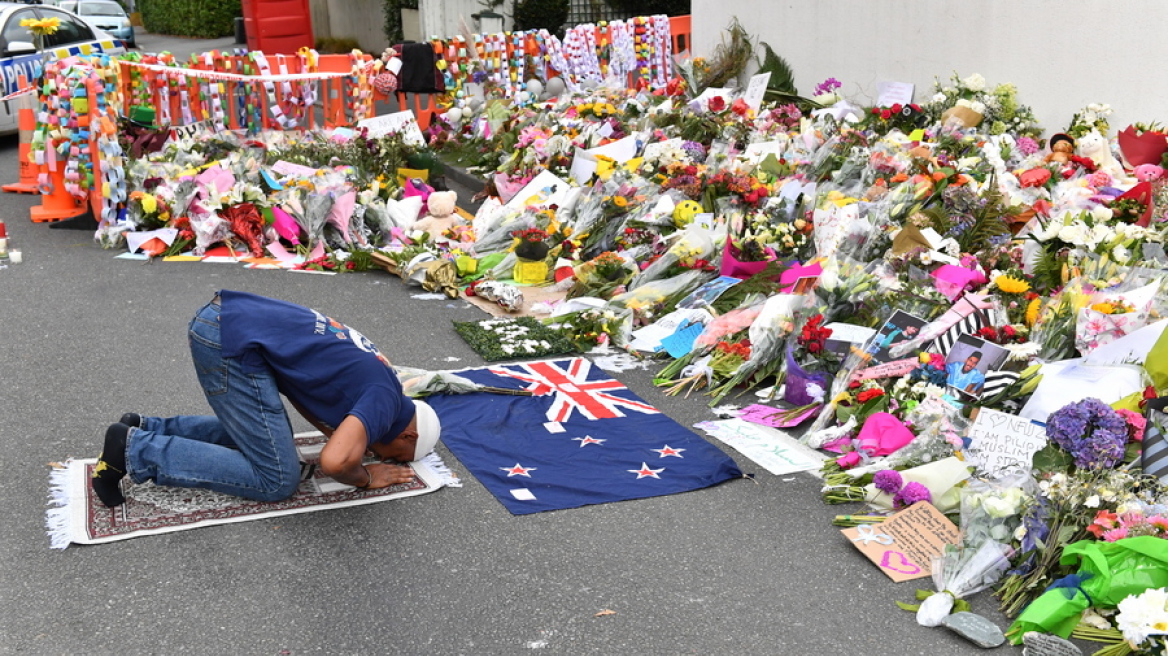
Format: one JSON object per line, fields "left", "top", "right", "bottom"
{"left": 425, "top": 357, "right": 743, "bottom": 515}
{"left": 47, "top": 433, "right": 459, "bottom": 549}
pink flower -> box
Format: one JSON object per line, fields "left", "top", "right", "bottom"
{"left": 1102, "top": 527, "right": 1129, "bottom": 542}
{"left": 1117, "top": 408, "right": 1147, "bottom": 442}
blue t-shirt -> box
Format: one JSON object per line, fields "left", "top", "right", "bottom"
{"left": 946, "top": 361, "right": 985, "bottom": 394}
{"left": 218, "top": 290, "right": 414, "bottom": 445}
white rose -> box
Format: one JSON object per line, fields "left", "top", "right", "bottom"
{"left": 1085, "top": 494, "right": 1101, "bottom": 508}
{"left": 962, "top": 73, "right": 986, "bottom": 92}
{"left": 970, "top": 101, "right": 986, "bottom": 114}
{"left": 956, "top": 98, "right": 972, "bottom": 109}
{"left": 1057, "top": 223, "right": 1088, "bottom": 244}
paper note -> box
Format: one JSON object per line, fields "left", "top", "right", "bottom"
{"left": 875, "top": 81, "right": 914, "bottom": 107}
{"left": 271, "top": 160, "right": 319, "bottom": 178}
{"left": 629, "top": 308, "right": 711, "bottom": 352}
{"left": 679, "top": 276, "right": 741, "bottom": 309}
{"left": 741, "top": 72, "right": 772, "bottom": 112}
{"left": 841, "top": 502, "right": 959, "bottom": 582}
{"left": 504, "top": 170, "right": 572, "bottom": 211}
{"left": 660, "top": 321, "right": 705, "bottom": 358}
{"left": 852, "top": 357, "right": 920, "bottom": 382}
{"left": 964, "top": 408, "right": 1047, "bottom": 479}
{"left": 696, "top": 418, "right": 825, "bottom": 476}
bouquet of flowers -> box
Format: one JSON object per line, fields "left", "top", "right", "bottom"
{"left": 629, "top": 227, "right": 718, "bottom": 290}
{"left": 783, "top": 313, "right": 836, "bottom": 406}
{"left": 1042, "top": 398, "right": 1129, "bottom": 471}
{"left": 568, "top": 251, "right": 634, "bottom": 299}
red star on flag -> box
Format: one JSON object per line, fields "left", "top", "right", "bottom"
{"left": 652, "top": 445, "right": 685, "bottom": 458}
{"left": 628, "top": 462, "right": 664, "bottom": 479}
{"left": 573, "top": 436, "right": 606, "bottom": 447}
{"left": 501, "top": 463, "right": 536, "bottom": 477}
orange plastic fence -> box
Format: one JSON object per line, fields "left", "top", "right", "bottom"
{"left": 670, "top": 15, "right": 691, "bottom": 54}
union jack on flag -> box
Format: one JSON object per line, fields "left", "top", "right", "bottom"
{"left": 489, "top": 358, "right": 659, "bottom": 424}
{"left": 427, "top": 358, "right": 742, "bottom": 515}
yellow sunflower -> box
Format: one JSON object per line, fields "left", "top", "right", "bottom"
{"left": 995, "top": 275, "right": 1030, "bottom": 294}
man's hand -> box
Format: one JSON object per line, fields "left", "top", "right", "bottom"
{"left": 364, "top": 463, "right": 415, "bottom": 488}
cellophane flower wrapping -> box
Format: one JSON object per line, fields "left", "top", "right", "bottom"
{"left": 609, "top": 269, "right": 708, "bottom": 327}
{"left": 628, "top": 226, "right": 720, "bottom": 291}
{"left": 917, "top": 541, "right": 1014, "bottom": 626}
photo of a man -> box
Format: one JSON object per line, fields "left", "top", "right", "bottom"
{"left": 942, "top": 334, "right": 1009, "bottom": 400}
{"left": 946, "top": 351, "right": 985, "bottom": 395}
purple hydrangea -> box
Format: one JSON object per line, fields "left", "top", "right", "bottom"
{"left": 1046, "top": 398, "right": 1128, "bottom": 470}
{"left": 892, "top": 482, "right": 932, "bottom": 509}
{"left": 681, "top": 140, "right": 706, "bottom": 163}
{"left": 873, "top": 469, "right": 904, "bottom": 496}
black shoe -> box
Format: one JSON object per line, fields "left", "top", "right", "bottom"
{"left": 118, "top": 413, "right": 141, "bottom": 428}
{"left": 91, "top": 423, "right": 130, "bottom": 508}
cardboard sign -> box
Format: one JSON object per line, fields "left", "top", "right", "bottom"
{"left": 169, "top": 120, "right": 214, "bottom": 142}
{"left": 964, "top": 408, "right": 1047, "bottom": 478}
{"left": 356, "top": 110, "right": 425, "bottom": 146}
{"left": 841, "top": 502, "right": 959, "bottom": 582}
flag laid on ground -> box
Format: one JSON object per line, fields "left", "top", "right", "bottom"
{"left": 426, "top": 357, "right": 743, "bottom": 515}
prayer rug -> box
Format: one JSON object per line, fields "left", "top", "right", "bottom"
{"left": 46, "top": 433, "right": 459, "bottom": 549}
{"left": 425, "top": 357, "right": 743, "bottom": 515}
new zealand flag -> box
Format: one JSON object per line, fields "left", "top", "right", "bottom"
{"left": 426, "top": 358, "right": 743, "bottom": 515}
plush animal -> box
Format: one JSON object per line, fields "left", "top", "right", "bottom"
{"left": 1077, "top": 129, "right": 1125, "bottom": 178}
{"left": 1135, "top": 164, "right": 1165, "bottom": 182}
{"left": 411, "top": 190, "right": 460, "bottom": 239}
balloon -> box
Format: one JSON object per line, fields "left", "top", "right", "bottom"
{"left": 544, "top": 77, "right": 566, "bottom": 99}
{"left": 525, "top": 79, "right": 543, "bottom": 97}
{"left": 673, "top": 200, "right": 703, "bottom": 228}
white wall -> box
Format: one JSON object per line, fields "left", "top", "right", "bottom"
{"left": 419, "top": 0, "right": 508, "bottom": 43}
{"left": 691, "top": 0, "right": 1166, "bottom": 136}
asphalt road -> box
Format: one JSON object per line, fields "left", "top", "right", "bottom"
{"left": 0, "top": 33, "right": 1024, "bottom": 656}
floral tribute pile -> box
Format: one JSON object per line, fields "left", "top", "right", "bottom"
{"left": 77, "top": 20, "right": 1168, "bottom": 652}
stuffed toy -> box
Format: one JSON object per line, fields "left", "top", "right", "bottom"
{"left": 1077, "top": 130, "right": 1125, "bottom": 178}
{"left": 411, "top": 190, "right": 459, "bottom": 239}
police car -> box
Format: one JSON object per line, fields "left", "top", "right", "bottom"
{"left": 0, "top": 1, "right": 125, "bottom": 134}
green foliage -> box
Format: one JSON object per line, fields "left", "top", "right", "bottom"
{"left": 383, "top": 0, "right": 403, "bottom": 45}
{"left": 756, "top": 42, "right": 795, "bottom": 95}
{"left": 512, "top": 0, "right": 570, "bottom": 34}
{"left": 315, "top": 37, "right": 361, "bottom": 54}
{"left": 603, "top": 0, "right": 690, "bottom": 16}
{"left": 139, "top": 0, "right": 240, "bottom": 39}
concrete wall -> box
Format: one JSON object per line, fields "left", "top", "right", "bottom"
{"left": 691, "top": 0, "right": 1166, "bottom": 136}
{"left": 419, "top": 0, "right": 509, "bottom": 43}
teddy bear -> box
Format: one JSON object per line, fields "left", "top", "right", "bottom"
{"left": 411, "top": 190, "right": 460, "bottom": 240}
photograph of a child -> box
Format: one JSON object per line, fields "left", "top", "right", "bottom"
{"left": 864, "top": 310, "right": 928, "bottom": 363}
{"left": 944, "top": 334, "right": 1009, "bottom": 399}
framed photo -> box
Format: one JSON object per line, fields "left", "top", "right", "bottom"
{"left": 943, "top": 334, "right": 1009, "bottom": 400}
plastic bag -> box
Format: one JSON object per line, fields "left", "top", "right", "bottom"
{"left": 917, "top": 541, "right": 1013, "bottom": 627}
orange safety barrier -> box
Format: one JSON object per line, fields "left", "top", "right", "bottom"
{"left": 31, "top": 77, "right": 108, "bottom": 226}
{"left": 29, "top": 163, "right": 85, "bottom": 223}
{"left": 2, "top": 81, "right": 39, "bottom": 194}
{"left": 669, "top": 15, "right": 691, "bottom": 54}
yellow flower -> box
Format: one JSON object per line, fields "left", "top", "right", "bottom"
{"left": 141, "top": 194, "right": 157, "bottom": 214}
{"left": 995, "top": 275, "right": 1030, "bottom": 294}
{"left": 919, "top": 352, "right": 932, "bottom": 364}
{"left": 1090, "top": 302, "right": 1116, "bottom": 315}
{"left": 21, "top": 17, "right": 60, "bottom": 36}
{"left": 1025, "top": 297, "right": 1041, "bottom": 326}
{"left": 612, "top": 196, "right": 627, "bottom": 207}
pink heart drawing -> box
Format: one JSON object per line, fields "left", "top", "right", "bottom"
{"left": 879, "top": 550, "right": 921, "bottom": 575}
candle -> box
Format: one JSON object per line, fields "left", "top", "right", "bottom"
{"left": 9, "top": 250, "right": 20, "bottom": 264}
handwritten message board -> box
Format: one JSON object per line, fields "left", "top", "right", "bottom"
{"left": 356, "top": 110, "right": 425, "bottom": 146}
{"left": 841, "top": 502, "right": 960, "bottom": 582}
{"left": 964, "top": 408, "right": 1047, "bottom": 478}
{"left": 852, "top": 357, "right": 920, "bottom": 382}
{"left": 696, "top": 419, "right": 824, "bottom": 476}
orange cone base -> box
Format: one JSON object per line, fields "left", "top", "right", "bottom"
{"left": 30, "top": 205, "right": 87, "bottom": 223}
{"left": 2, "top": 181, "right": 39, "bottom": 194}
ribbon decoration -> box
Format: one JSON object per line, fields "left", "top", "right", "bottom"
{"left": 851, "top": 524, "right": 895, "bottom": 546}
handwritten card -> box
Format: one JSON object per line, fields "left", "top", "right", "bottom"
{"left": 851, "top": 357, "right": 920, "bottom": 382}
{"left": 696, "top": 418, "right": 825, "bottom": 476}
{"left": 741, "top": 72, "right": 772, "bottom": 112}
{"left": 357, "top": 110, "right": 425, "bottom": 146}
{"left": 841, "top": 502, "right": 959, "bottom": 582}
{"left": 659, "top": 321, "right": 705, "bottom": 358}
{"left": 875, "top": 81, "right": 914, "bottom": 107}
{"left": 964, "top": 408, "right": 1047, "bottom": 478}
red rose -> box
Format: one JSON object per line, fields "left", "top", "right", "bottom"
{"left": 880, "top": 109, "right": 892, "bottom": 120}
{"left": 708, "top": 96, "right": 726, "bottom": 112}
{"left": 807, "top": 342, "right": 822, "bottom": 354}
{"left": 731, "top": 98, "right": 750, "bottom": 116}
{"left": 891, "top": 103, "right": 903, "bottom": 113}
{"left": 871, "top": 107, "right": 880, "bottom": 115}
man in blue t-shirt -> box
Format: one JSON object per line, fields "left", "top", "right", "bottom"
{"left": 90, "top": 291, "right": 442, "bottom": 508}
{"left": 946, "top": 351, "right": 986, "bottom": 396}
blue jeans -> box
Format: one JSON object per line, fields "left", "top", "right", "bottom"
{"left": 125, "top": 298, "right": 301, "bottom": 502}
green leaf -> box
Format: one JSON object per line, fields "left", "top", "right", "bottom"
{"left": 756, "top": 41, "right": 796, "bottom": 95}
{"left": 895, "top": 601, "right": 921, "bottom": 612}
{"left": 1031, "top": 443, "right": 1073, "bottom": 473}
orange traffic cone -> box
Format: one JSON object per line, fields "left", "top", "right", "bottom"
{"left": 3, "top": 85, "right": 39, "bottom": 194}
{"left": 30, "top": 162, "right": 86, "bottom": 223}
